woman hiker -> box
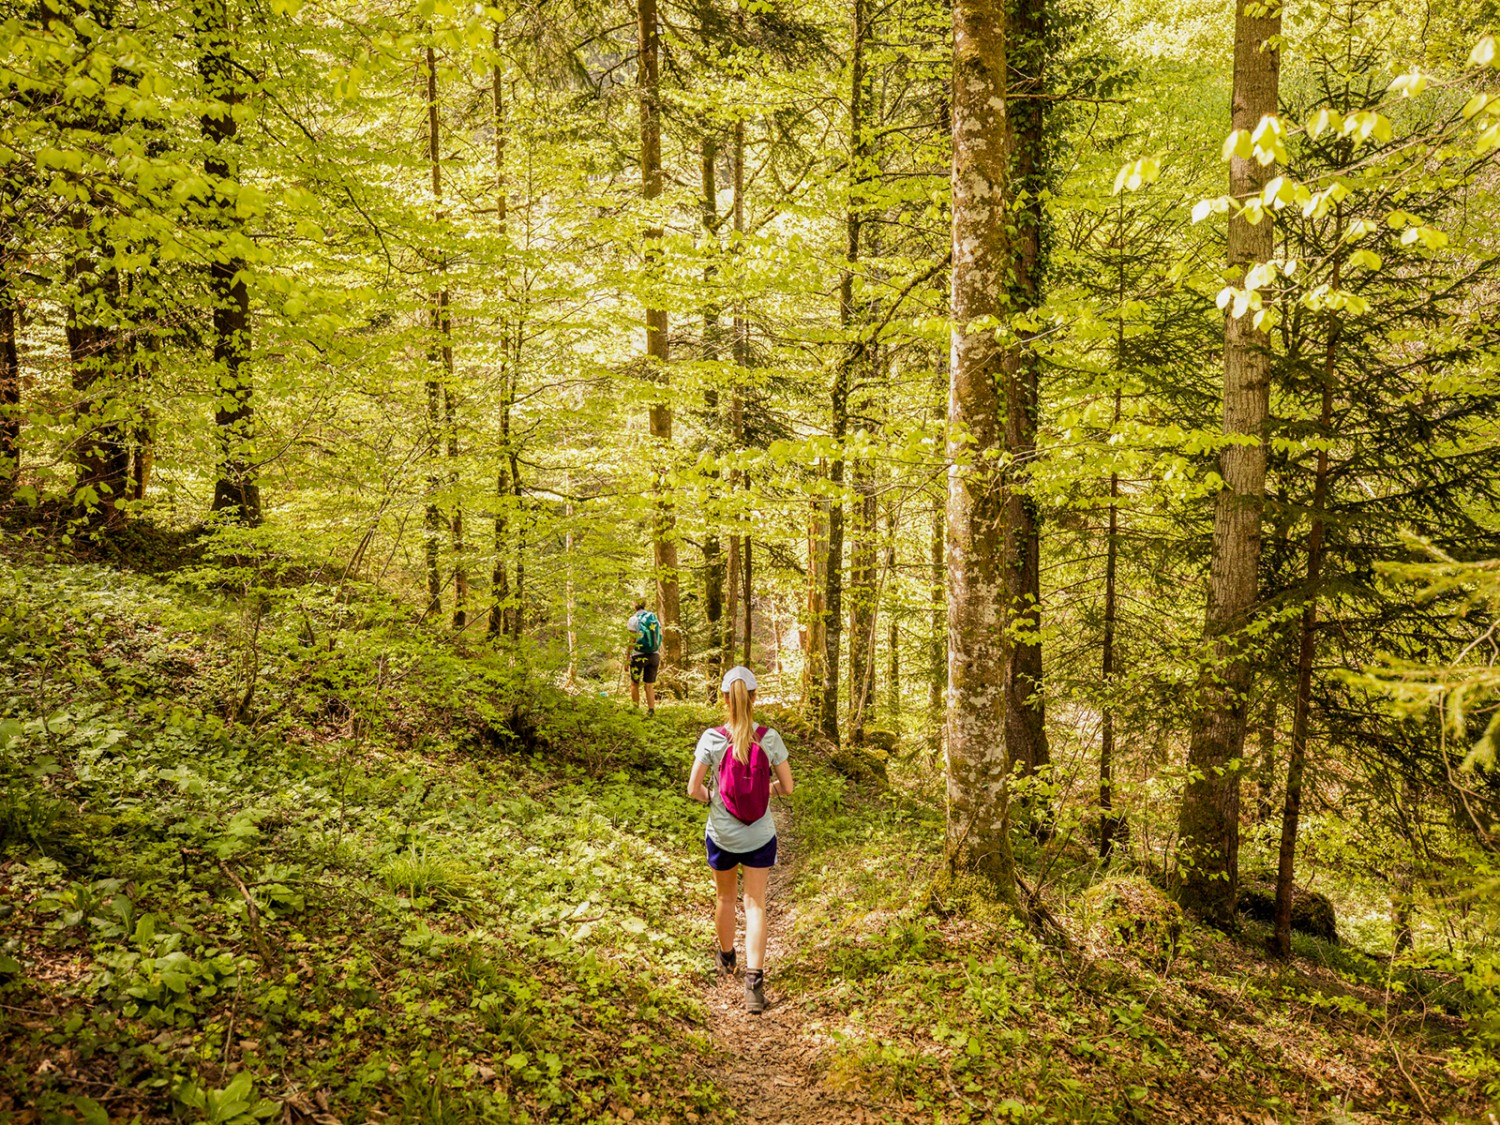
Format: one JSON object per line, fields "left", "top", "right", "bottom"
{"left": 687, "top": 665, "right": 794, "bottom": 1013}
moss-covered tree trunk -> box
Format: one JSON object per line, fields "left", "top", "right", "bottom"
{"left": 944, "top": 0, "right": 1019, "bottom": 904}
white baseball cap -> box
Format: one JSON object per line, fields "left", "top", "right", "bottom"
{"left": 720, "top": 666, "right": 757, "bottom": 693}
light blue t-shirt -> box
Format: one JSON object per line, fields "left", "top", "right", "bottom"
{"left": 694, "top": 725, "right": 789, "bottom": 853}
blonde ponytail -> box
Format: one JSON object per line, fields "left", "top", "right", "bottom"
{"left": 726, "top": 678, "right": 755, "bottom": 764}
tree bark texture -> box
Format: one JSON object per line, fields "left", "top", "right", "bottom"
{"left": 639, "top": 0, "right": 683, "bottom": 668}
{"left": 198, "top": 0, "right": 260, "bottom": 525}
{"left": 944, "top": 0, "right": 1019, "bottom": 903}
{"left": 1176, "top": 0, "right": 1281, "bottom": 925}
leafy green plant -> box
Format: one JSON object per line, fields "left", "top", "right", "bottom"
{"left": 174, "top": 1072, "right": 279, "bottom": 1125}
{"left": 379, "top": 846, "right": 474, "bottom": 907}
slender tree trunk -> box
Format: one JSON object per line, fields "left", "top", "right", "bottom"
{"left": 421, "top": 46, "right": 463, "bottom": 628}
{"left": 198, "top": 0, "right": 260, "bottom": 525}
{"left": 1177, "top": 0, "right": 1281, "bottom": 925}
{"left": 725, "top": 530, "right": 741, "bottom": 675}
{"left": 885, "top": 499, "right": 900, "bottom": 728}
{"left": 0, "top": 290, "right": 18, "bottom": 497}
{"left": 488, "top": 43, "right": 513, "bottom": 640}
{"left": 823, "top": 0, "right": 870, "bottom": 745}
{"left": 944, "top": 0, "right": 1019, "bottom": 904}
{"left": 1001, "top": 0, "right": 1049, "bottom": 787}
{"left": 929, "top": 493, "right": 945, "bottom": 753}
{"left": 742, "top": 533, "right": 753, "bottom": 667}
{"left": 929, "top": 362, "right": 947, "bottom": 754}
{"left": 701, "top": 137, "right": 725, "bottom": 685}
{"left": 1100, "top": 390, "right": 1121, "bottom": 860}
{"left": 639, "top": 0, "right": 683, "bottom": 669}
{"left": 849, "top": 461, "right": 877, "bottom": 743}
{"left": 805, "top": 494, "right": 829, "bottom": 715}
{"left": 419, "top": 46, "right": 444, "bottom": 617}
{"left": 1273, "top": 249, "right": 1338, "bottom": 960}
{"left": 510, "top": 459, "right": 525, "bottom": 637}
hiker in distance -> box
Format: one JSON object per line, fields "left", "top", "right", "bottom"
{"left": 687, "top": 666, "right": 794, "bottom": 1014}
{"left": 626, "top": 600, "right": 663, "bottom": 717}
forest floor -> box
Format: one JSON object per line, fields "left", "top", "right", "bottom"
{"left": 1, "top": 540, "right": 1498, "bottom": 1124}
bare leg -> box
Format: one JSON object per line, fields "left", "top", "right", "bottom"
{"left": 646, "top": 683, "right": 657, "bottom": 710}
{"left": 630, "top": 676, "right": 640, "bottom": 706}
{"left": 712, "top": 866, "right": 739, "bottom": 953}
{"left": 742, "top": 865, "right": 770, "bottom": 970}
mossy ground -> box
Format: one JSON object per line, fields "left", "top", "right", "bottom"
{"left": 0, "top": 547, "right": 1495, "bottom": 1124}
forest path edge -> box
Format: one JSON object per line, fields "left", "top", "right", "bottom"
{"left": 698, "top": 808, "right": 877, "bottom": 1125}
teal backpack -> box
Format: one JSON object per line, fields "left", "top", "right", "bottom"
{"left": 636, "top": 610, "right": 662, "bottom": 654}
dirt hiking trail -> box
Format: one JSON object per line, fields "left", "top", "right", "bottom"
{"left": 701, "top": 821, "right": 885, "bottom": 1125}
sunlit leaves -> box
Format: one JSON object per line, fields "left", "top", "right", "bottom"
{"left": 1470, "top": 34, "right": 1497, "bottom": 68}
{"left": 1112, "top": 156, "right": 1160, "bottom": 195}
{"left": 1387, "top": 69, "right": 1428, "bottom": 98}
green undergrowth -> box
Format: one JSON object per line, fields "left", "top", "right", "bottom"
{"left": 2, "top": 544, "right": 1496, "bottom": 1125}
{"left": 777, "top": 765, "right": 1495, "bottom": 1123}
{"left": 0, "top": 549, "right": 759, "bottom": 1124}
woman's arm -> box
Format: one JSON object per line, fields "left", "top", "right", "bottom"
{"left": 771, "top": 760, "right": 794, "bottom": 797}
{"left": 687, "top": 759, "right": 711, "bottom": 803}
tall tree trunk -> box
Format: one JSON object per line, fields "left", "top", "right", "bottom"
{"left": 639, "top": 0, "right": 683, "bottom": 668}
{"left": 1001, "top": 0, "right": 1049, "bottom": 789}
{"left": 701, "top": 137, "right": 726, "bottom": 686}
{"left": 725, "top": 530, "right": 741, "bottom": 672}
{"left": 929, "top": 363, "right": 947, "bottom": 754}
{"left": 822, "top": 0, "right": 871, "bottom": 745}
{"left": 805, "top": 493, "right": 829, "bottom": 715}
{"left": 885, "top": 498, "right": 900, "bottom": 729}
{"left": 944, "top": 0, "right": 1020, "bottom": 904}
{"left": 741, "top": 533, "right": 753, "bottom": 667}
{"left": 422, "top": 46, "right": 464, "bottom": 629}
{"left": 849, "top": 461, "right": 877, "bottom": 743}
{"left": 1100, "top": 391, "right": 1121, "bottom": 860}
{"left": 1176, "top": 0, "right": 1281, "bottom": 925}
{"left": 489, "top": 39, "right": 513, "bottom": 640}
{"left": 418, "top": 45, "right": 445, "bottom": 618}
{"left": 929, "top": 493, "right": 945, "bottom": 753}
{"left": 1273, "top": 248, "right": 1338, "bottom": 960}
{"left": 0, "top": 288, "right": 18, "bottom": 497}
{"left": 198, "top": 0, "right": 260, "bottom": 525}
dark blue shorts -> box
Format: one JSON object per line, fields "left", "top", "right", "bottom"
{"left": 705, "top": 833, "right": 777, "bottom": 871}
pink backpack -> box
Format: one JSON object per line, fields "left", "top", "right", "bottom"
{"left": 716, "top": 724, "right": 770, "bottom": 824}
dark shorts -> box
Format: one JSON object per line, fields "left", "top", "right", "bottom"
{"left": 705, "top": 834, "right": 777, "bottom": 871}
{"left": 630, "top": 651, "right": 661, "bottom": 685}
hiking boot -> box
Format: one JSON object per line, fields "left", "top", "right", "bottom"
{"left": 744, "top": 969, "right": 766, "bottom": 1014}
{"left": 647, "top": 707, "right": 656, "bottom": 719}
{"left": 716, "top": 947, "right": 736, "bottom": 981}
